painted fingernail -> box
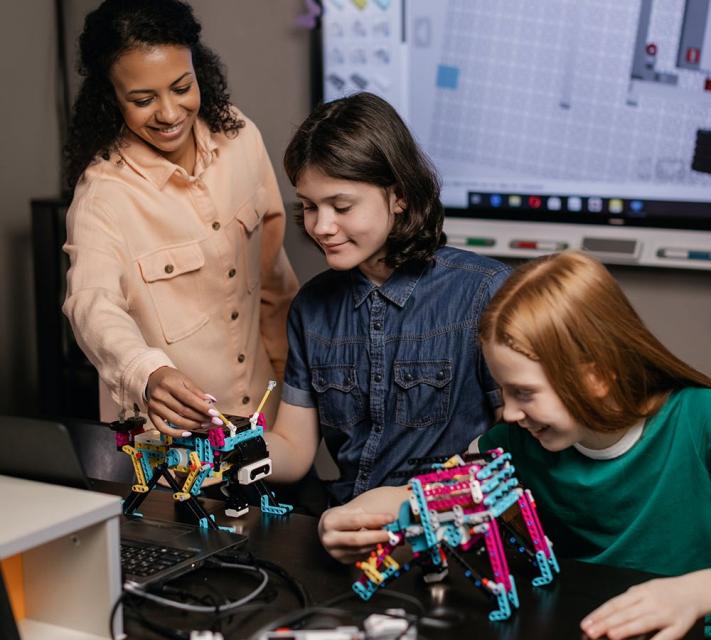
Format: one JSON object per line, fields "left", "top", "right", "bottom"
{"left": 204, "top": 393, "right": 218, "bottom": 403}
{"left": 211, "top": 416, "right": 223, "bottom": 425}
{"left": 181, "top": 431, "right": 192, "bottom": 437}
{"left": 208, "top": 408, "right": 219, "bottom": 417}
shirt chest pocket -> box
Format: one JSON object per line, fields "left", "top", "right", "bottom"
{"left": 137, "top": 243, "right": 209, "bottom": 344}
{"left": 311, "top": 365, "right": 366, "bottom": 430}
{"left": 394, "top": 360, "right": 453, "bottom": 429}
{"left": 234, "top": 188, "right": 267, "bottom": 294}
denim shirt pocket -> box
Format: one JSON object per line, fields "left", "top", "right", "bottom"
{"left": 394, "top": 360, "right": 453, "bottom": 428}
{"left": 311, "top": 364, "right": 365, "bottom": 430}
{"left": 137, "top": 243, "right": 209, "bottom": 344}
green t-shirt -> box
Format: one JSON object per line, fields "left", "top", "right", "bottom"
{"left": 478, "top": 387, "right": 711, "bottom": 577}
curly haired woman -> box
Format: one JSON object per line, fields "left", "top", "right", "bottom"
{"left": 63, "top": 0, "right": 298, "bottom": 433}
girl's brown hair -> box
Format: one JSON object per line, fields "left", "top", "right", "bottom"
{"left": 283, "top": 92, "right": 446, "bottom": 269}
{"left": 480, "top": 251, "right": 711, "bottom": 432}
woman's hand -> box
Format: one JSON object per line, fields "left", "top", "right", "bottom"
{"left": 318, "top": 505, "right": 395, "bottom": 564}
{"left": 146, "top": 366, "right": 212, "bottom": 437}
{"left": 581, "top": 573, "right": 706, "bottom": 640}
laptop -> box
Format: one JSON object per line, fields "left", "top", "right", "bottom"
{"left": 0, "top": 416, "right": 246, "bottom": 588}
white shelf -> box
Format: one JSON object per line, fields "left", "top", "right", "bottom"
{"left": 0, "top": 475, "right": 123, "bottom": 640}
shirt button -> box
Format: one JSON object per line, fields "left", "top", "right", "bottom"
{"left": 164, "top": 264, "right": 174, "bottom": 274}
{"left": 228, "top": 268, "right": 236, "bottom": 278}
{"left": 436, "top": 370, "right": 446, "bottom": 380}
{"left": 374, "top": 424, "right": 382, "bottom": 433}
{"left": 212, "top": 221, "right": 221, "bottom": 231}
{"left": 237, "top": 353, "right": 246, "bottom": 363}
{"left": 404, "top": 372, "right": 414, "bottom": 382}
{"left": 373, "top": 322, "right": 382, "bottom": 330}
{"left": 231, "top": 311, "right": 239, "bottom": 320}
{"left": 374, "top": 373, "right": 383, "bottom": 383}
{"left": 242, "top": 396, "right": 250, "bottom": 404}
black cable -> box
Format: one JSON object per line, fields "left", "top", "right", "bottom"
{"left": 320, "top": 586, "right": 426, "bottom": 615}
{"left": 213, "top": 551, "right": 312, "bottom": 608}
{"left": 109, "top": 592, "right": 125, "bottom": 640}
{"left": 123, "top": 606, "right": 189, "bottom": 640}
{"left": 320, "top": 588, "right": 358, "bottom": 608}
{"left": 370, "top": 588, "right": 427, "bottom": 615}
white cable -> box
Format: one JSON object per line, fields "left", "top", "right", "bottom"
{"left": 124, "top": 563, "right": 269, "bottom": 613}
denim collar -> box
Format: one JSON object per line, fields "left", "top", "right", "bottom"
{"left": 350, "top": 259, "right": 428, "bottom": 309}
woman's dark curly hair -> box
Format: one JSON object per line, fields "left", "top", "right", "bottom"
{"left": 284, "top": 92, "right": 446, "bottom": 269}
{"left": 65, "top": 0, "right": 243, "bottom": 190}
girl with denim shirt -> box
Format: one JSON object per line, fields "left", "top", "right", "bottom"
{"left": 265, "top": 93, "right": 510, "bottom": 529}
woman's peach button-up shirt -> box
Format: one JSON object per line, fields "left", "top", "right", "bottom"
{"left": 63, "top": 112, "right": 299, "bottom": 423}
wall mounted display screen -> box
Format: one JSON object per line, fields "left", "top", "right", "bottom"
{"left": 321, "top": 0, "right": 711, "bottom": 269}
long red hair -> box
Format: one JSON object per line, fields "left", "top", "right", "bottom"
{"left": 480, "top": 251, "right": 711, "bottom": 432}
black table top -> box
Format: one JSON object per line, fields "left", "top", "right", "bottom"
{"left": 97, "top": 482, "right": 703, "bottom": 640}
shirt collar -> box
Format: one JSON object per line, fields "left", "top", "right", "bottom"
{"left": 116, "top": 117, "right": 218, "bottom": 189}
{"left": 350, "top": 260, "right": 428, "bottom": 308}
{"left": 573, "top": 419, "right": 645, "bottom": 460}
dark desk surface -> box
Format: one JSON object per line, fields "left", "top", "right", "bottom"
{"left": 98, "top": 483, "right": 703, "bottom": 640}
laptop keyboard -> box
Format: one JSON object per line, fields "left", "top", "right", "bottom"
{"left": 121, "top": 540, "right": 197, "bottom": 577}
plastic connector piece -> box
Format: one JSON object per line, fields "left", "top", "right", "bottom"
{"left": 190, "top": 632, "right": 224, "bottom": 640}
{"left": 363, "top": 609, "right": 416, "bottom": 639}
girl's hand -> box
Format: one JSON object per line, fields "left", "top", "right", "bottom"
{"left": 580, "top": 574, "right": 703, "bottom": 640}
{"left": 318, "top": 505, "right": 395, "bottom": 564}
{"left": 146, "top": 366, "right": 212, "bottom": 437}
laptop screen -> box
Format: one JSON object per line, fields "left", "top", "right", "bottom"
{"left": 0, "top": 416, "right": 91, "bottom": 489}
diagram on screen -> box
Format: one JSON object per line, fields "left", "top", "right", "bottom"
{"left": 408, "top": 0, "right": 711, "bottom": 193}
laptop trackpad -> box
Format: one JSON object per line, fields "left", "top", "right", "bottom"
{"left": 121, "top": 517, "right": 246, "bottom": 553}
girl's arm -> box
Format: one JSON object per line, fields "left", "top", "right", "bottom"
{"left": 581, "top": 569, "right": 711, "bottom": 640}
{"left": 264, "top": 401, "right": 321, "bottom": 483}
{"left": 318, "top": 485, "right": 410, "bottom": 563}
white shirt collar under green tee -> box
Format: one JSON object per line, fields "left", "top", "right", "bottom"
{"left": 572, "top": 420, "right": 645, "bottom": 460}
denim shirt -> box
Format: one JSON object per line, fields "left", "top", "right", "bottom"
{"left": 283, "top": 246, "right": 511, "bottom": 505}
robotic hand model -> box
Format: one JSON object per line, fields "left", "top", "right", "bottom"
{"left": 109, "top": 381, "right": 292, "bottom": 532}
{"left": 351, "top": 448, "right": 559, "bottom": 621}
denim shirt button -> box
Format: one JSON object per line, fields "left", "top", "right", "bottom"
{"left": 374, "top": 373, "right": 383, "bottom": 383}
{"left": 373, "top": 322, "right": 382, "bottom": 330}
{"left": 404, "top": 372, "right": 414, "bottom": 382}
{"left": 319, "top": 377, "right": 326, "bottom": 385}
{"left": 436, "top": 370, "right": 445, "bottom": 380}
{"left": 374, "top": 424, "right": 382, "bottom": 433}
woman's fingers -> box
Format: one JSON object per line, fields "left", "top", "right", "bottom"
{"left": 170, "top": 378, "right": 211, "bottom": 416}
{"left": 147, "top": 367, "right": 212, "bottom": 426}
{"left": 148, "top": 410, "right": 192, "bottom": 438}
